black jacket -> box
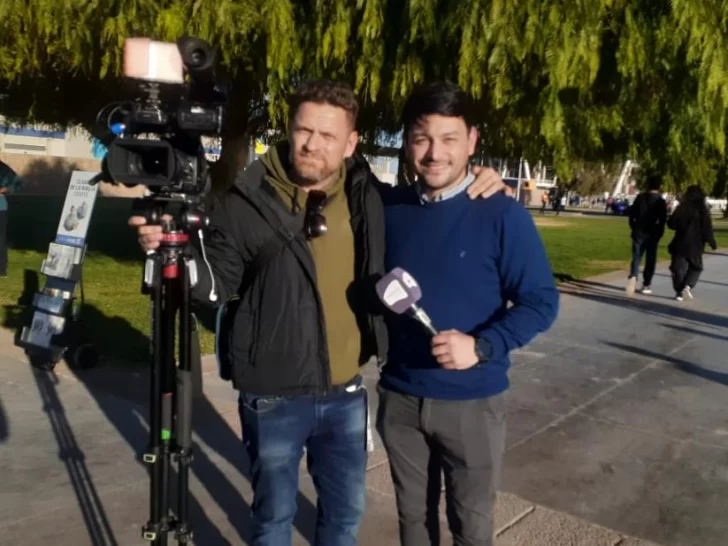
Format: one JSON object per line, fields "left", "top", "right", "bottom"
{"left": 189, "top": 155, "right": 388, "bottom": 395}
{"left": 629, "top": 192, "right": 668, "bottom": 241}
{"left": 667, "top": 204, "right": 717, "bottom": 259}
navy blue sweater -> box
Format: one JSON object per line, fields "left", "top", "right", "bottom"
{"left": 380, "top": 186, "right": 559, "bottom": 400}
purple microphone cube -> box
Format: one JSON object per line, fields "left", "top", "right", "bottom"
{"left": 376, "top": 268, "right": 422, "bottom": 314}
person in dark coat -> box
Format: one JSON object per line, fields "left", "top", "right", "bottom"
{"left": 626, "top": 173, "right": 668, "bottom": 295}
{"left": 667, "top": 185, "right": 717, "bottom": 301}
{"left": 0, "top": 161, "right": 23, "bottom": 277}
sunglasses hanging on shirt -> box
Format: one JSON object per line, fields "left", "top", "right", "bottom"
{"left": 304, "top": 190, "right": 328, "bottom": 239}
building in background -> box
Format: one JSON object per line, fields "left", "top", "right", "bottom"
{"left": 365, "top": 155, "right": 398, "bottom": 185}
{"left": 0, "top": 124, "right": 96, "bottom": 159}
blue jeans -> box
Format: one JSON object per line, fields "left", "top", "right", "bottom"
{"left": 239, "top": 382, "right": 368, "bottom": 546}
{"left": 630, "top": 237, "right": 659, "bottom": 285}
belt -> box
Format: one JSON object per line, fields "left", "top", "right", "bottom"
{"left": 329, "top": 374, "right": 363, "bottom": 395}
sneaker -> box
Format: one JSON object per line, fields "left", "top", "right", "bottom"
{"left": 684, "top": 286, "right": 693, "bottom": 299}
{"left": 626, "top": 277, "right": 637, "bottom": 296}
{"left": 675, "top": 292, "right": 684, "bottom": 301}
{"left": 640, "top": 285, "right": 652, "bottom": 295}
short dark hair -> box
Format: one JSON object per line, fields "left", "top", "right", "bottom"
{"left": 288, "top": 80, "right": 359, "bottom": 127}
{"left": 645, "top": 172, "right": 663, "bottom": 191}
{"left": 401, "top": 81, "right": 476, "bottom": 136}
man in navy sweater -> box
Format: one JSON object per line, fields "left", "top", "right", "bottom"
{"left": 376, "top": 82, "right": 560, "bottom": 546}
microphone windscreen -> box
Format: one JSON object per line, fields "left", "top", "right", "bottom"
{"left": 376, "top": 268, "right": 422, "bottom": 314}
{"left": 388, "top": 267, "right": 422, "bottom": 300}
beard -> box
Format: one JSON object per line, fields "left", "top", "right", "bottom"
{"left": 292, "top": 154, "right": 338, "bottom": 187}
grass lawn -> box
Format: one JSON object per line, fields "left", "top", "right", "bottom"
{"left": 534, "top": 213, "right": 728, "bottom": 279}
{"left": 1, "top": 195, "right": 726, "bottom": 364}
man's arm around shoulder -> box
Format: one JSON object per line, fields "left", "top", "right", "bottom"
{"left": 474, "top": 202, "right": 559, "bottom": 361}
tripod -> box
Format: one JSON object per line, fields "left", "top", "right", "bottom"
{"left": 138, "top": 199, "right": 207, "bottom": 546}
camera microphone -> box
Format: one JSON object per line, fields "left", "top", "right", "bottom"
{"left": 375, "top": 268, "right": 438, "bottom": 336}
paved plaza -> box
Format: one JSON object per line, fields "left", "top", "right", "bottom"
{"left": 2, "top": 254, "right": 728, "bottom": 545}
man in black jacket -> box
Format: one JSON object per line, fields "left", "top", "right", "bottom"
{"left": 131, "top": 80, "right": 506, "bottom": 545}
{"left": 627, "top": 173, "right": 668, "bottom": 295}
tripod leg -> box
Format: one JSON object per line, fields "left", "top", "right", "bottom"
{"left": 175, "top": 255, "right": 194, "bottom": 543}
{"left": 175, "top": 371, "right": 193, "bottom": 542}
{"left": 143, "top": 254, "right": 170, "bottom": 546}
{"left": 158, "top": 268, "right": 179, "bottom": 544}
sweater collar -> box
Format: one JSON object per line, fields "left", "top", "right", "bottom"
{"left": 417, "top": 170, "right": 474, "bottom": 204}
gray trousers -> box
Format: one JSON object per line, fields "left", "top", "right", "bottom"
{"left": 376, "top": 385, "right": 506, "bottom": 546}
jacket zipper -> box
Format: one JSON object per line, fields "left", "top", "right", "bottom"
{"left": 360, "top": 182, "right": 375, "bottom": 346}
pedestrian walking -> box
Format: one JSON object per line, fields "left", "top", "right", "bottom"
{"left": 667, "top": 185, "right": 717, "bottom": 301}
{"left": 626, "top": 173, "right": 668, "bottom": 295}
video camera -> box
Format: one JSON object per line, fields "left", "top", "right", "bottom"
{"left": 93, "top": 37, "right": 226, "bottom": 199}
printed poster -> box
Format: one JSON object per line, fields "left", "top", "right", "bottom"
{"left": 55, "top": 171, "right": 100, "bottom": 248}
{"left": 32, "top": 293, "right": 67, "bottom": 315}
{"left": 41, "top": 243, "right": 84, "bottom": 279}
{"left": 26, "top": 311, "right": 66, "bottom": 349}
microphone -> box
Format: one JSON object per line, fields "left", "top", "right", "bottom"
{"left": 376, "top": 268, "right": 438, "bottom": 336}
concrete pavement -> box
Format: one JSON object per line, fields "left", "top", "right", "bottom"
{"left": 2, "top": 253, "right": 727, "bottom": 545}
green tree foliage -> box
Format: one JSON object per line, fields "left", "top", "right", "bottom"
{"left": 1, "top": 1, "right": 727, "bottom": 193}
{"left": 565, "top": 161, "right": 624, "bottom": 197}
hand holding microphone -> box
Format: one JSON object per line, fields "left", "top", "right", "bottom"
{"left": 431, "top": 330, "right": 480, "bottom": 370}
{"left": 376, "top": 268, "right": 480, "bottom": 370}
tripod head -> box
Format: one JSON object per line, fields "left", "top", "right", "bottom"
{"left": 134, "top": 194, "right": 210, "bottom": 300}
{"left": 132, "top": 195, "right": 209, "bottom": 240}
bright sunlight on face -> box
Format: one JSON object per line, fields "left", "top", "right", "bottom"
{"left": 288, "top": 102, "right": 358, "bottom": 187}
{"left": 407, "top": 114, "right": 477, "bottom": 195}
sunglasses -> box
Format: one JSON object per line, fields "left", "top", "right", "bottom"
{"left": 304, "top": 190, "right": 328, "bottom": 239}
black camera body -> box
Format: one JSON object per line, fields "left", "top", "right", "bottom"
{"left": 93, "top": 37, "right": 226, "bottom": 199}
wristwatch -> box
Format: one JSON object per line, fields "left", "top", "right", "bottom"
{"left": 474, "top": 336, "right": 492, "bottom": 363}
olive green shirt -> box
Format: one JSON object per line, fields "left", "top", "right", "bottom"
{"left": 260, "top": 144, "right": 361, "bottom": 385}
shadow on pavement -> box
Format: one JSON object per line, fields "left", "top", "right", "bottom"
{"left": 4, "top": 269, "right": 319, "bottom": 544}
{"left": 0, "top": 396, "right": 7, "bottom": 443}
{"left": 3, "top": 269, "right": 119, "bottom": 542}
{"left": 652, "top": 271, "right": 728, "bottom": 289}
{"left": 33, "top": 367, "right": 119, "bottom": 545}
{"left": 554, "top": 272, "right": 625, "bottom": 293}
{"left": 605, "top": 341, "right": 728, "bottom": 387}
{"left": 559, "top": 279, "right": 728, "bottom": 329}
{"left": 659, "top": 323, "right": 728, "bottom": 343}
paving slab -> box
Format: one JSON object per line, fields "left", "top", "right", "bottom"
{"left": 581, "top": 360, "right": 728, "bottom": 449}
{"left": 503, "top": 412, "right": 728, "bottom": 546}
{"left": 501, "top": 253, "right": 728, "bottom": 546}
{"left": 508, "top": 344, "right": 650, "bottom": 415}
{"left": 496, "top": 505, "right": 622, "bottom": 546}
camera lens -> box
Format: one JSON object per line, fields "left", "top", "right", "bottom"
{"left": 131, "top": 147, "right": 169, "bottom": 178}
{"left": 188, "top": 49, "right": 206, "bottom": 67}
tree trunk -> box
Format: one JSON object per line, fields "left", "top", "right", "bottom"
{"left": 210, "top": 132, "right": 251, "bottom": 197}
{"left": 208, "top": 80, "right": 254, "bottom": 200}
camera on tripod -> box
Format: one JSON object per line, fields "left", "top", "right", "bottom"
{"left": 93, "top": 36, "right": 226, "bottom": 199}
{"left": 88, "top": 36, "right": 226, "bottom": 546}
